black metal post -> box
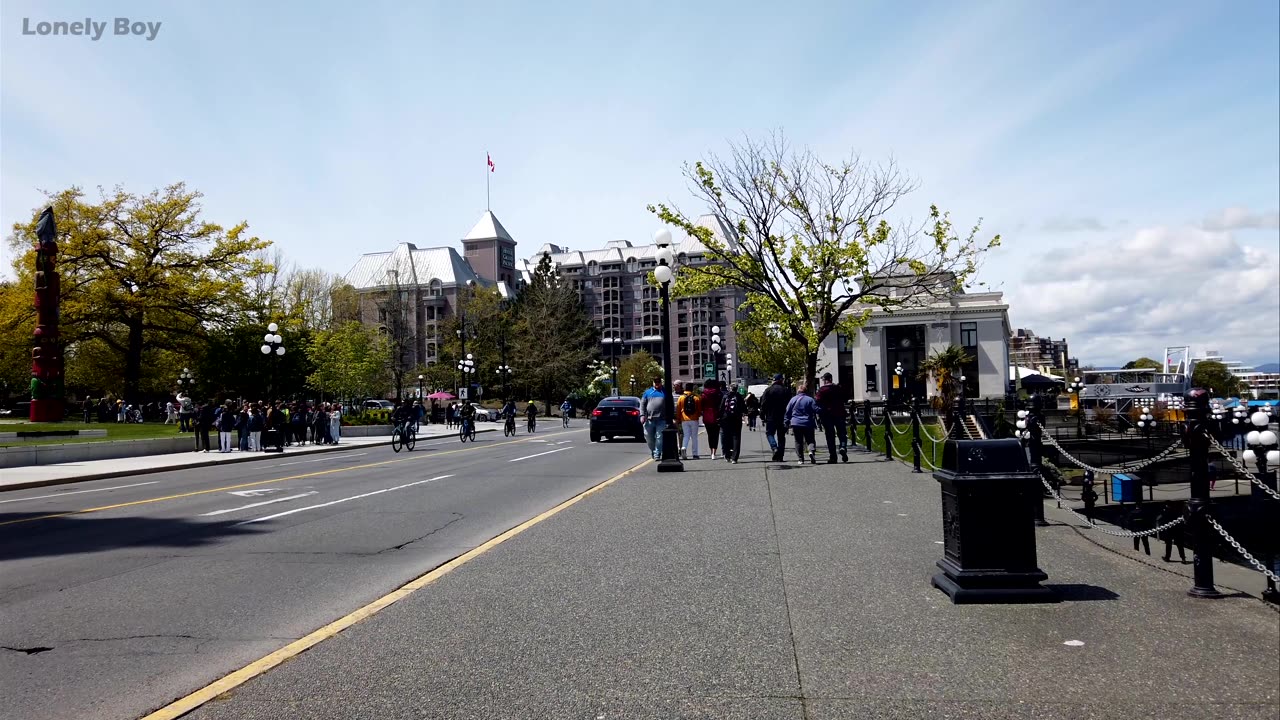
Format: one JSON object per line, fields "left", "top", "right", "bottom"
{"left": 1029, "top": 395, "right": 1048, "bottom": 526}
{"left": 1247, "top": 431, "right": 1279, "bottom": 603}
{"left": 848, "top": 401, "right": 858, "bottom": 450}
{"left": 864, "top": 399, "right": 873, "bottom": 455}
{"left": 911, "top": 395, "right": 922, "bottom": 473}
{"left": 656, "top": 276, "right": 683, "bottom": 472}
{"left": 1184, "top": 388, "right": 1223, "bottom": 598}
{"left": 885, "top": 399, "right": 894, "bottom": 462}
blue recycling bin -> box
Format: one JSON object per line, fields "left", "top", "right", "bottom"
{"left": 1111, "top": 473, "right": 1141, "bottom": 503}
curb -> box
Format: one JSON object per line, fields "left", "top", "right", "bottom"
{"left": 0, "top": 428, "right": 497, "bottom": 494}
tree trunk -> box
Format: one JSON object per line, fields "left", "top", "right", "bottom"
{"left": 124, "top": 317, "right": 145, "bottom": 405}
{"left": 805, "top": 351, "right": 818, "bottom": 392}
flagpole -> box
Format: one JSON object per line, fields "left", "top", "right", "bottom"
{"left": 486, "top": 150, "right": 490, "bottom": 211}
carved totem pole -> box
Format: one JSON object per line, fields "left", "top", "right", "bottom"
{"left": 30, "top": 207, "right": 65, "bottom": 421}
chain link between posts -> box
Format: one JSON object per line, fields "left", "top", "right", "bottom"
{"left": 1037, "top": 424, "right": 1184, "bottom": 474}
{"left": 1207, "top": 434, "right": 1280, "bottom": 502}
{"left": 1205, "top": 514, "right": 1280, "bottom": 583}
{"left": 1038, "top": 476, "right": 1187, "bottom": 538}
{"left": 886, "top": 413, "right": 911, "bottom": 436}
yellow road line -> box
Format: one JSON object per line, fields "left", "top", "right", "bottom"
{"left": 139, "top": 455, "right": 652, "bottom": 720}
{"left": 0, "top": 428, "right": 582, "bottom": 528}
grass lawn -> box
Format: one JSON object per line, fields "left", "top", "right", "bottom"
{"left": 0, "top": 421, "right": 184, "bottom": 447}
{"left": 852, "top": 420, "right": 948, "bottom": 469}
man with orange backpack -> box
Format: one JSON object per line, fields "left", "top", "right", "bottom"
{"left": 675, "top": 380, "right": 702, "bottom": 459}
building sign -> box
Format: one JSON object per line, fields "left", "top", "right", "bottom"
{"left": 501, "top": 246, "right": 515, "bottom": 269}
{"left": 704, "top": 362, "right": 716, "bottom": 379}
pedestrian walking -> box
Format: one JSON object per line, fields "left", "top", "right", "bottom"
{"left": 1128, "top": 504, "right": 1152, "bottom": 556}
{"left": 248, "top": 405, "right": 264, "bottom": 451}
{"left": 815, "top": 372, "right": 849, "bottom": 463}
{"left": 701, "top": 379, "right": 723, "bottom": 460}
{"left": 761, "top": 374, "right": 793, "bottom": 462}
{"left": 195, "top": 401, "right": 214, "bottom": 452}
{"left": 236, "top": 405, "right": 250, "bottom": 451}
{"left": 675, "top": 381, "right": 701, "bottom": 459}
{"left": 330, "top": 403, "right": 342, "bottom": 444}
{"left": 720, "top": 382, "right": 744, "bottom": 463}
{"left": 116, "top": 399, "right": 126, "bottom": 424}
{"left": 314, "top": 404, "right": 329, "bottom": 445}
{"left": 745, "top": 392, "right": 759, "bottom": 431}
{"left": 784, "top": 382, "right": 819, "bottom": 464}
{"left": 81, "top": 397, "right": 93, "bottom": 424}
{"left": 164, "top": 399, "right": 176, "bottom": 425}
{"left": 640, "top": 377, "right": 668, "bottom": 461}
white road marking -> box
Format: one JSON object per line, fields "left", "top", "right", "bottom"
{"left": 228, "top": 488, "right": 286, "bottom": 497}
{"left": 236, "top": 475, "right": 453, "bottom": 525}
{"left": 508, "top": 447, "right": 572, "bottom": 462}
{"left": 555, "top": 440, "right": 571, "bottom": 445}
{"left": 275, "top": 452, "right": 368, "bottom": 467}
{"left": 1063, "top": 640, "right": 1085, "bottom": 647}
{"left": 934, "top": 541, "right": 944, "bottom": 544}
{"left": 0, "top": 481, "right": 159, "bottom": 505}
{"left": 201, "top": 492, "right": 319, "bottom": 516}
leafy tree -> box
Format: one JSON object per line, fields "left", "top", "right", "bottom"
{"left": 617, "top": 349, "right": 663, "bottom": 395}
{"left": 512, "top": 255, "right": 598, "bottom": 410}
{"left": 4, "top": 184, "right": 271, "bottom": 402}
{"left": 1191, "top": 360, "right": 1245, "bottom": 398}
{"left": 307, "top": 321, "right": 391, "bottom": 402}
{"left": 1123, "top": 357, "right": 1162, "bottom": 370}
{"left": 918, "top": 344, "right": 974, "bottom": 417}
{"left": 649, "top": 132, "right": 999, "bottom": 388}
{"left": 734, "top": 322, "right": 806, "bottom": 382}
{"left": 442, "top": 283, "right": 515, "bottom": 401}
{"left": 196, "top": 324, "right": 316, "bottom": 402}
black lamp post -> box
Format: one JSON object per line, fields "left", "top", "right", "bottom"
{"left": 496, "top": 336, "right": 513, "bottom": 402}
{"left": 177, "top": 367, "right": 194, "bottom": 393}
{"left": 712, "top": 325, "right": 723, "bottom": 382}
{"left": 260, "top": 322, "right": 285, "bottom": 402}
{"left": 653, "top": 230, "right": 683, "bottom": 472}
{"left": 1138, "top": 403, "right": 1154, "bottom": 453}
{"left": 894, "top": 361, "right": 905, "bottom": 410}
{"left": 1069, "top": 376, "right": 1085, "bottom": 438}
{"left": 417, "top": 373, "right": 425, "bottom": 401}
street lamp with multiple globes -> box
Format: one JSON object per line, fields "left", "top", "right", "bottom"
{"left": 1138, "top": 403, "right": 1155, "bottom": 452}
{"left": 260, "top": 323, "right": 285, "bottom": 401}
{"left": 711, "top": 325, "right": 722, "bottom": 382}
{"left": 894, "top": 361, "right": 905, "bottom": 409}
{"left": 177, "top": 367, "right": 194, "bottom": 391}
{"left": 1068, "top": 376, "right": 1085, "bottom": 438}
{"left": 457, "top": 354, "right": 476, "bottom": 400}
{"left": 496, "top": 358, "right": 514, "bottom": 401}
{"left": 652, "top": 229, "right": 683, "bottom": 472}
{"left": 1243, "top": 407, "right": 1280, "bottom": 601}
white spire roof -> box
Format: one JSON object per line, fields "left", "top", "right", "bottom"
{"left": 463, "top": 210, "right": 515, "bottom": 243}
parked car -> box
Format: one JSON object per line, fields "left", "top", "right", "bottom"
{"left": 589, "top": 396, "right": 643, "bottom": 442}
{"left": 362, "top": 400, "right": 395, "bottom": 411}
{"left": 470, "top": 403, "right": 494, "bottom": 422}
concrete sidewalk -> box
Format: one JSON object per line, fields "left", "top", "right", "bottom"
{"left": 0, "top": 424, "right": 494, "bottom": 492}
{"left": 183, "top": 443, "right": 1279, "bottom": 719}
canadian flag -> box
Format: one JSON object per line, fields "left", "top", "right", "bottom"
{"left": 487, "top": 153, "right": 495, "bottom": 172}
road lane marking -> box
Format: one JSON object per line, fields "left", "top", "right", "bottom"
{"left": 0, "top": 481, "right": 159, "bottom": 505}
{"left": 227, "top": 488, "right": 286, "bottom": 497}
{"left": 507, "top": 447, "right": 572, "bottom": 462}
{"left": 236, "top": 475, "right": 453, "bottom": 525}
{"left": 0, "top": 429, "right": 582, "bottom": 527}
{"left": 275, "top": 452, "right": 368, "bottom": 467}
{"left": 201, "top": 492, "right": 318, "bottom": 516}
{"left": 555, "top": 440, "right": 571, "bottom": 445}
{"left": 139, "top": 456, "right": 651, "bottom": 720}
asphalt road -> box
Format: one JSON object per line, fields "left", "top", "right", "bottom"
{"left": 0, "top": 422, "right": 650, "bottom": 720}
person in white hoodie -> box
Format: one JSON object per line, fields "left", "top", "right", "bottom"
{"left": 329, "top": 403, "right": 342, "bottom": 444}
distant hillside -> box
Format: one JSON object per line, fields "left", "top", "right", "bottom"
{"left": 1254, "top": 362, "right": 1280, "bottom": 374}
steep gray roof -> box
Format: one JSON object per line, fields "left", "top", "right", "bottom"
{"left": 525, "top": 214, "right": 730, "bottom": 268}
{"left": 463, "top": 210, "right": 515, "bottom": 242}
{"left": 344, "top": 243, "right": 480, "bottom": 290}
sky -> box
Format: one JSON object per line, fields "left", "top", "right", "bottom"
{"left": 2, "top": 0, "right": 1278, "bottom": 366}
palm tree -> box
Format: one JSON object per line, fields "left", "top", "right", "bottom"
{"left": 918, "top": 344, "right": 974, "bottom": 418}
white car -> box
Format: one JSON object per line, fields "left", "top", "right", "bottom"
{"left": 470, "top": 403, "right": 494, "bottom": 422}
{"left": 363, "top": 400, "right": 395, "bottom": 411}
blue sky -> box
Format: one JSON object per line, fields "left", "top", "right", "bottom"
{"left": 3, "top": 0, "right": 1278, "bottom": 365}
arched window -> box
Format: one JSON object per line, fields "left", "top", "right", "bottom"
{"left": 428, "top": 279, "right": 443, "bottom": 297}
{"left": 626, "top": 257, "right": 638, "bottom": 273}
{"left": 587, "top": 260, "right": 600, "bottom": 276}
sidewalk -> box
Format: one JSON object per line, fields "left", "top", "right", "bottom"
{"left": 181, "top": 442, "right": 1279, "bottom": 719}
{"left": 0, "top": 424, "right": 493, "bottom": 493}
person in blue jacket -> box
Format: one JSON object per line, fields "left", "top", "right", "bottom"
{"left": 784, "top": 382, "right": 819, "bottom": 464}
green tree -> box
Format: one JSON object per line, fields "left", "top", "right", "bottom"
{"left": 307, "top": 321, "right": 392, "bottom": 402}
{"left": 918, "top": 344, "right": 974, "bottom": 417}
{"left": 1123, "top": 357, "right": 1162, "bottom": 370}
{"left": 4, "top": 184, "right": 271, "bottom": 402}
{"left": 735, "top": 322, "right": 806, "bottom": 381}
{"left": 442, "top": 283, "right": 515, "bottom": 401}
{"left": 617, "top": 350, "right": 664, "bottom": 395}
{"left": 511, "top": 255, "right": 598, "bottom": 410}
{"left": 649, "top": 132, "right": 999, "bottom": 388}
{"left": 1191, "top": 360, "right": 1245, "bottom": 398}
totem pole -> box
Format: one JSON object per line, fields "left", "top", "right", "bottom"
{"left": 30, "top": 207, "right": 65, "bottom": 422}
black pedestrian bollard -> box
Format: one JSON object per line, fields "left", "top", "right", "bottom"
{"left": 1082, "top": 471, "right": 1097, "bottom": 523}
{"left": 1024, "top": 396, "right": 1048, "bottom": 526}
{"left": 912, "top": 395, "right": 923, "bottom": 473}
{"left": 1184, "top": 388, "right": 1223, "bottom": 599}
{"left": 885, "top": 400, "right": 894, "bottom": 462}
{"left": 864, "top": 399, "right": 873, "bottom": 454}
{"left": 931, "top": 438, "right": 1057, "bottom": 604}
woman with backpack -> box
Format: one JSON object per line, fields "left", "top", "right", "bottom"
{"left": 700, "top": 379, "right": 723, "bottom": 460}
{"left": 675, "top": 381, "right": 701, "bottom": 460}
{"left": 719, "top": 382, "right": 745, "bottom": 463}
{"left": 783, "top": 383, "right": 820, "bottom": 464}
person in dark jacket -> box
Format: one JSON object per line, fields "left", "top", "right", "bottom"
{"left": 815, "top": 372, "right": 849, "bottom": 463}
{"left": 1157, "top": 502, "right": 1187, "bottom": 562}
{"left": 216, "top": 402, "right": 237, "bottom": 452}
{"left": 745, "top": 392, "right": 760, "bottom": 431}
{"left": 195, "top": 401, "right": 215, "bottom": 453}
{"left": 720, "top": 382, "right": 745, "bottom": 463}
{"left": 236, "top": 405, "right": 250, "bottom": 451}
{"left": 701, "top": 379, "right": 724, "bottom": 460}
{"left": 784, "top": 383, "right": 820, "bottom": 464}
{"left": 761, "top": 374, "right": 794, "bottom": 462}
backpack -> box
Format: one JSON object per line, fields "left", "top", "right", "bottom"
{"left": 722, "top": 392, "right": 741, "bottom": 418}
{"left": 676, "top": 393, "right": 699, "bottom": 422}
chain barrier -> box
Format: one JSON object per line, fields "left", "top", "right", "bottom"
{"left": 1205, "top": 514, "right": 1280, "bottom": 584}
{"left": 921, "top": 420, "right": 949, "bottom": 443}
{"left": 1037, "top": 425, "right": 1184, "bottom": 474}
{"left": 1207, "top": 434, "right": 1280, "bottom": 502}
{"left": 886, "top": 413, "right": 911, "bottom": 436}
{"left": 1038, "top": 476, "right": 1187, "bottom": 538}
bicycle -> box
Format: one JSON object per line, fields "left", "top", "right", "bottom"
{"left": 459, "top": 418, "right": 476, "bottom": 443}
{"left": 504, "top": 415, "right": 516, "bottom": 437}
{"left": 527, "top": 415, "right": 537, "bottom": 433}
{"left": 391, "top": 421, "right": 416, "bottom": 452}
{"left": 562, "top": 413, "right": 570, "bottom": 428}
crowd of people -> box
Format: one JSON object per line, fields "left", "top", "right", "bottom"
{"left": 178, "top": 398, "right": 344, "bottom": 453}
{"left": 639, "top": 371, "right": 851, "bottom": 465}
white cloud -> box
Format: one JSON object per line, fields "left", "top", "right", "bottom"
{"left": 1007, "top": 223, "right": 1280, "bottom": 366}
{"left": 1201, "top": 207, "right": 1280, "bottom": 232}
{"left": 1040, "top": 217, "right": 1107, "bottom": 233}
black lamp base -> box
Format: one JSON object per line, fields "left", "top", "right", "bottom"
{"left": 657, "top": 425, "right": 684, "bottom": 472}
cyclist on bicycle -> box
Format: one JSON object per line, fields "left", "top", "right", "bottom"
{"left": 525, "top": 400, "right": 538, "bottom": 432}
{"left": 501, "top": 398, "right": 517, "bottom": 433}
{"left": 560, "top": 398, "right": 573, "bottom": 426}
{"left": 459, "top": 400, "right": 476, "bottom": 435}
